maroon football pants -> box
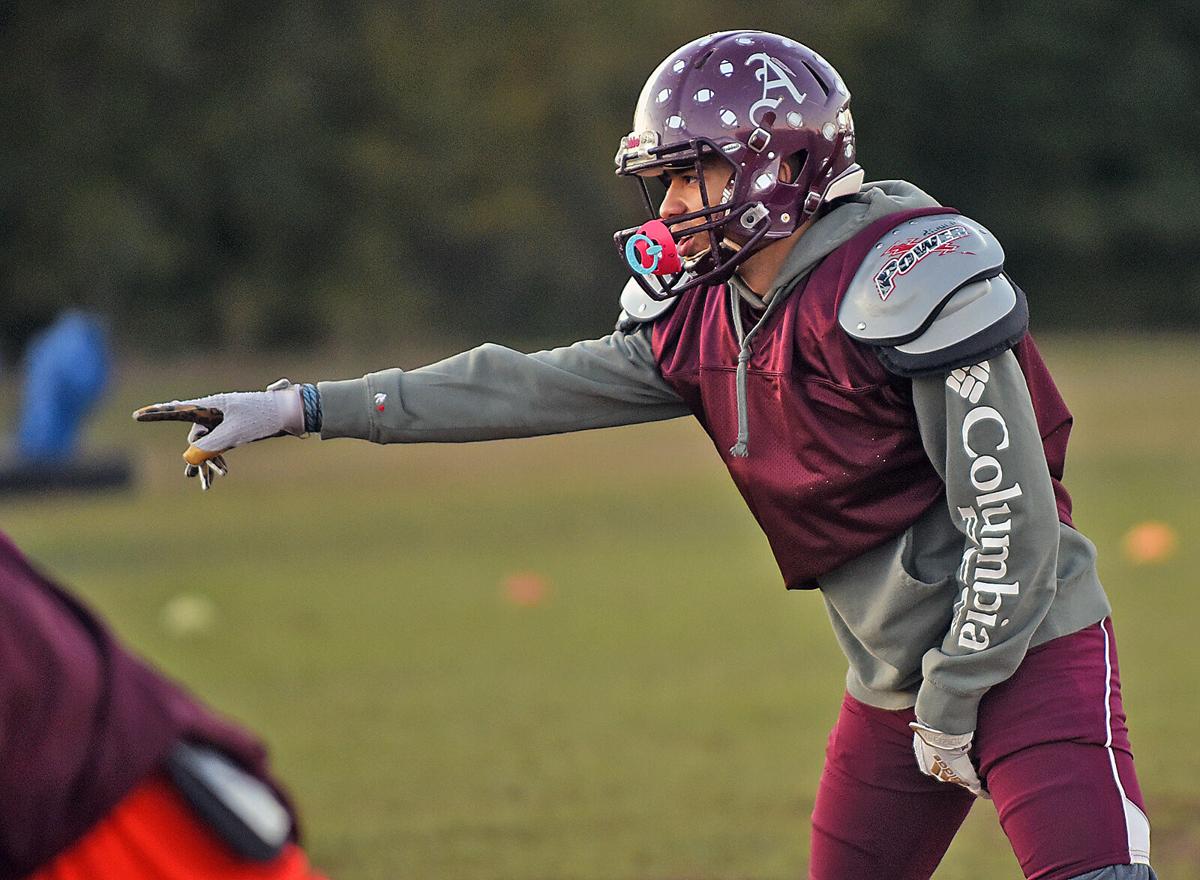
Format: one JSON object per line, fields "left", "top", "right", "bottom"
{"left": 809, "top": 619, "right": 1151, "bottom": 880}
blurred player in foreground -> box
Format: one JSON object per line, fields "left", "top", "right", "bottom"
{"left": 137, "top": 30, "right": 1157, "bottom": 880}
{"left": 0, "top": 531, "right": 327, "bottom": 880}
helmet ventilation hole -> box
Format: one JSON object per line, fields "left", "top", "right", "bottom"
{"left": 802, "top": 60, "right": 831, "bottom": 97}
{"left": 788, "top": 150, "right": 809, "bottom": 181}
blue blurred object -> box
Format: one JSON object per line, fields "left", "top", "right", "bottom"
{"left": 17, "top": 310, "right": 111, "bottom": 461}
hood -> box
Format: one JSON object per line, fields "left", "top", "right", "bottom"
{"left": 731, "top": 180, "right": 941, "bottom": 308}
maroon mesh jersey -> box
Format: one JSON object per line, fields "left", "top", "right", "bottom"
{"left": 651, "top": 207, "right": 1074, "bottom": 589}
{"left": 0, "top": 531, "right": 294, "bottom": 879}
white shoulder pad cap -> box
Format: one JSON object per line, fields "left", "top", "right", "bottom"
{"left": 618, "top": 274, "right": 680, "bottom": 326}
{"left": 838, "top": 213, "right": 1004, "bottom": 345}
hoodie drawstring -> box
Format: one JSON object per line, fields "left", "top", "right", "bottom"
{"left": 728, "top": 285, "right": 787, "bottom": 458}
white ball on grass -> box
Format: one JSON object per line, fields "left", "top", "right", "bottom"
{"left": 160, "top": 594, "right": 217, "bottom": 637}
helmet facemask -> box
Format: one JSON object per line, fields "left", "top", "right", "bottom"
{"left": 614, "top": 137, "right": 774, "bottom": 301}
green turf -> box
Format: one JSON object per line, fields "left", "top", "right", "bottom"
{"left": 3, "top": 335, "right": 1197, "bottom": 878}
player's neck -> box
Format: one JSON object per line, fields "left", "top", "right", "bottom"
{"left": 736, "top": 216, "right": 815, "bottom": 296}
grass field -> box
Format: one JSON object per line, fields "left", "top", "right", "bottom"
{"left": 3, "top": 335, "right": 1198, "bottom": 879}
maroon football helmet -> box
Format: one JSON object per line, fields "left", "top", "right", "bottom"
{"left": 614, "top": 31, "right": 863, "bottom": 299}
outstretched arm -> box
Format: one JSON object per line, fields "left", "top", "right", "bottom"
{"left": 318, "top": 329, "right": 688, "bottom": 443}
{"left": 135, "top": 328, "right": 688, "bottom": 488}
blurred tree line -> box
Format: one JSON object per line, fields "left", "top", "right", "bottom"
{"left": 1, "top": 0, "right": 1197, "bottom": 359}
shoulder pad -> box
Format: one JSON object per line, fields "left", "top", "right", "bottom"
{"left": 836, "top": 213, "right": 1028, "bottom": 376}
{"left": 838, "top": 213, "right": 1004, "bottom": 345}
{"left": 615, "top": 275, "right": 679, "bottom": 332}
{"left": 875, "top": 276, "right": 1029, "bottom": 377}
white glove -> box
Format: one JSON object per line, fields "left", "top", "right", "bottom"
{"left": 910, "top": 721, "right": 990, "bottom": 799}
{"left": 134, "top": 378, "right": 306, "bottom": 490}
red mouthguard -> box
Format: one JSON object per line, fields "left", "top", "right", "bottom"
{"left": 629, "top": 219, "right": 682, "bottom": 275}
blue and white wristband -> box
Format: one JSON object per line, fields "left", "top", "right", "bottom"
{"left": 299, "top": 383, "right": 322, "bottom": 434}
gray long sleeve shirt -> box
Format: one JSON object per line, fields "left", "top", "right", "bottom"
{"left": 317, "top": 182, "right": 1110, "bottom": 735}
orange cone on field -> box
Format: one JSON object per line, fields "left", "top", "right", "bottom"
{"left": 502, "top": 571, "right": 550, "bottom": 606}
{"left": 1121, "top": 521, "right": 1177, "bottom": 565}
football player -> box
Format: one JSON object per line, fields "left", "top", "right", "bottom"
{"left": 137, "top": 31, "right": 1156, "bottom": 880}
{"left": 0, "top": 531, "right": 328, "bottom": 880}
